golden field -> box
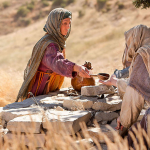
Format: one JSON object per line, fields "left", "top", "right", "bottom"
{"left": 0, "top": 1, "right": 150, "bottom": 150}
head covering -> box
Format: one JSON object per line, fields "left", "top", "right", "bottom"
{"left": 16, "top": 8, "right": 72, "bottom": 102}
{"left": 122, "top": 24, "right": 150, "bottom": 76}
{"left": 121, "top": 24, "right": 150, "bottom": 102}
{"left": 43, "top": 8, "right": 72, "bottom": 50}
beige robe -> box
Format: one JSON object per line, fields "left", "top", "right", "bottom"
{"left": 117, "top": 80, "right": 145, "bottom": 128}
{"left": 118, "top": 25, "right": 150, "bottom": 128}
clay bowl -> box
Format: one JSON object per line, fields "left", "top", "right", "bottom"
{"left": 97, "top": 73, "right": 110, "bottom": 80}
{"left": 91, "top": 73, "right": 110, "bottom": 80}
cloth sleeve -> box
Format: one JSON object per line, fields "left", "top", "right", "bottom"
{"left": 114, "top": 67, "right": 129, "bottom": 79}
{"left": 116, "top": 78, "right": 129, "bottom": 99}
{"left": 41, "top": 43, "right": 76, "bottom": 78}
{"left": 120, "top": 86, "right": 144, "bottom": 128}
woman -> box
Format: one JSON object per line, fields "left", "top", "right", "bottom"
{"left": 16, "top": 8, "right": 90, "bottom": 102}
{"left": 99, "top": 24, "right": 150, "bottom": 147}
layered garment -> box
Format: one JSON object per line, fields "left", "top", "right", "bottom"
{"left": 27, "top": 43, "right": 75, "bottom": 98}
{"left": 127, "top": 107, "right": 150, "bottom": 149}
{"left": 16, "top": 8, "right": 74, "bottom": 101}
{"left": 118, "top": 25, "right": 150, "bottom": 128}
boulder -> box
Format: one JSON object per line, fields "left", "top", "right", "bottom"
{"left": 4, "top": 95, "right": 63, "bottom": 110}
{"left": 95, "top": 111, "right": 119, "bottom": 122}
{"left": 81, "top": 84, "right": 115, "bottom": 96}
{"left": 7, "top": 114, "right": 43, "bottom": 133}
{"left": 63, "top": 99, "right": 93, "bottom": 110}
{"left": 43, "top": 110, "right": 91, "bottom": 135}
{"left": 1, "top": 106, "right": 43, "bottom": 126}
{"left": 87, "top": 119, "right": 119, "bottom": 143}
{"left": 92, "top": 96, "right": 122, "bottom": 111}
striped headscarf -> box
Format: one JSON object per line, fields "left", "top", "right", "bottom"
{"left": 16, "top": 8, "right": 72, "bottom": 102}
{"left": 43, "top": 8, "right": 72, "bottom": 51}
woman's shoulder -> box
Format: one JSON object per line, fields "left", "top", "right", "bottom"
{"left": 48, "top": 42, "right": 59, "bottom": 48}
{"left": 46, "top": 42, "right": 60, "bottom": 51}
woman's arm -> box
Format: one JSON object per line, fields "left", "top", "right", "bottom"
{"left": 73, "top": 64, "right": 91, "bottom": 78}
{"left": 41, "top": 43, "right": 90, "bottom": 78}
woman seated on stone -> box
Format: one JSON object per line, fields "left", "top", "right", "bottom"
{"left": 99, "top": 24, "right": 150, "bottom": 148}
{"left": 16, "top": 8, "right": 90, "bottom": 102}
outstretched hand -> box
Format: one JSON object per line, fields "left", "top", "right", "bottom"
{"left": 115, "top": 117, "right": 124, "bottom": 131}
{"left": 78, "top": 65, "right": 91, "bottom": 78}
{"left": 73, "top": 64, "right": 91, "bottom": 78}
{"left": 99, "top": 74, "right": 117, "bottom": 87}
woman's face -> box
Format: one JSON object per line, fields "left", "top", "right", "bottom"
{"left": 60, "top": 18, "right": 71, "bottom": 36}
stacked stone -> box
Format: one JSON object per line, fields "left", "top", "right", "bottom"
{"left": 0, "top": 84, "right": 146, "bottom": 149}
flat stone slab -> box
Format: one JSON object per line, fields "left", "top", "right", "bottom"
{"left": 1, "top": 106, "right": 43, "bottom": 126}
{"left": 87, "top": 119, "right": 127, "bottom": 143}
{"left": 81, "top": 84, "right": 115, "bottom": 96}
{"left": 7, "top": 114, "right": 43, "bottom": 133}
{"left": 95, "top": 112, "right": 119, "bottom": 122}
{"left": 55, "top": 96, "right": 80, "bottom": 101}
{"left": 4, "top": 95, "right": 63, "bottom": 110}
{"left": 87, "top": 125, "right": 117, "bottom": 143}
{"left": 92, "top": 96, "right": 122, "bottom": 111}
{"left": 63, "top": 99, "right": 93, "bottom": 110}
{"left": 4, "top": 133, "right": 45, "bottom": 148}
{"left": 43, "top": 110, "right": 91, "bottom": 135}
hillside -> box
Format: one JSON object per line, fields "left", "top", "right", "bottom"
{"left": 0, "top": 0, "right": 150, "bottom": 105}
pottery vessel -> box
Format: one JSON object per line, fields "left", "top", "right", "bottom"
{"left": 71, "top": 61, "right": 95, "bottom": 92}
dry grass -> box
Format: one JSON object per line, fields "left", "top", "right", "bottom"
{"left": 0, "top": 120, "right": 150, "bottom": 150}
{"left": 0, "top": 70, "right": 22, "bottom": 107}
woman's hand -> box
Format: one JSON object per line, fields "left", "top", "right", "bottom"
{"left": 115, "top": 117, "right": 124, "bottom": 131}
{"left": 99, "top": 74, "right": 118, "bottom": 87}
{"left": 73, "top": 64, "right": 91, "bottom": 78}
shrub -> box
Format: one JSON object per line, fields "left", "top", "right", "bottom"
{"left": 31, "top": 0, "right": 35, "bottom": 5}
{"left": 78, "top": 10, "right": 85, "bottom": 18}
{"left": 61, "top": 2, "right": 67, "bottom": 8}
{"left": 96, "top": 0, "right": 107, "bottom": 10}
{"left": 42, "top": 0, "right": 49, "bottom": 7}
{"left": 118, "top": 3, "right": 124, "bottom": 9}
{"left": 106, "top": 2, "right": 111, "bottom": 11}
{"left": 53, "top": 0, "right": 63, "bottom": 6}
{"left": 27, "top": 1, "right": 35, "bottom": 11}
{"left": 67, "top": 0, "right": 75, "bottom": 5}
{"left": 17, "top": 7, "right": 30, "bottom": 17}
{"left": 2, "top": 1, "right": 10, "bottom": 8}
{"left": 52, "top": 0, "right": 74, "bottom": 7}
{"left": 133, "top": 0, "right": 150, "bottom": 9}
{"left": 18, "top": 18, "right": 31, "bottom": 26}
{"left": 101, "top": 8, "right": 107, "bottom": 13}
{"left": 35, "top": 11, "right": 44, "bottom": 20}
